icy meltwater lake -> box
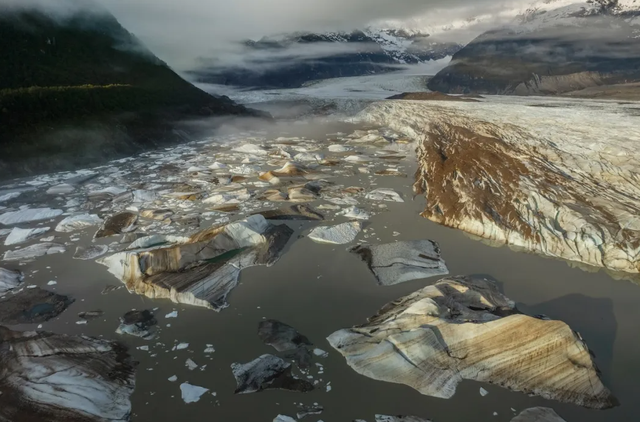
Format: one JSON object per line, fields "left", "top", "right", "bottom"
{"left": 1, "top": 91, "right": 640, "bottom": 422}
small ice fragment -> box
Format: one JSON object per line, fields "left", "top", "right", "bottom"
{"left": 174, "top": 343, "right": 189, "bottom": 351}
{"left": 480, "top": 387, "right": 489, "bottom": 397}
{"left": 75, "top": 320, "right": 87, "bottom": 325}
{"left": 47, "top": 280, "right": 57, "bottom": 286}
{"left": 138, "top": 345, "right": 150, "bottom": 351}
{"left": 313, "top": 348, "right": 329, "bottom": 358}
{"left": 180, "top": 382, "right": 209, "bottom": 404}
{"left": 185, "top": 358, "right": 198, "bottom": 370}
{"left": 168, "top": 375, "right": 177, "bottom": 382}
{"left": 204, "top": 345, "right": 216, "bottom": 353}
{"left": 165, "top": 311, "right": 178, "bottom": 319}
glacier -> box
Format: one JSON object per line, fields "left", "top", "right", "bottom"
{"left": 356, "top": 97, "right": 640, "bottom": 274}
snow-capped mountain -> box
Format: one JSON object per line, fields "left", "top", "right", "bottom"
{"left": 189, "top": 28, "right": 461, "bottom": 89}
{"left": 515, "top": 0, "right": 640, "bottom": 30}
{"left": 428, "top": 0, "right": 640, "bottom": 95}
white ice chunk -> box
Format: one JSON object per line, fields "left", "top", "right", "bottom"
{"left": 313, "top": 348, "right": 329, "bottom": 358}
{"left": 337, "top": 206, "right": 371, "bottom": 220}
{"left": 4, "top": 227, "right": 50, "bottom": 246}
{"left": 180, "top": 382, "right": 209, "bottom": 404}
{"left": 203, "top": 189, "right": 251, "bottom": 206}
{"left": 308, "top": 222, "right": 362, "bottom": 245}
{"left": 273, "top": 416, "right": 297, "bottom": 422}
{"left": 0, "top": 267, "right": 24, "bottom": 293}
{"left": 185, "top": 358, "right": 198, "bottom": 371}
{"left": 3, "top": 243, "right": 65, "bottom": 261}
{"left": 0, "top": 208, "right": 63, "bottom": 225}
{"left": 233, "top": 144, "right": 268, "bottom": 156}
{"left": 328, "top": 145, "right": 353, "bottom": 153}
{"left": 174, "top": 343, "right": 189, "bottom": 351}
{"left": 366, "top": 188, "right": 404, "bottom": 203}
{"left": 55, "top": 214, "right": 103, "bottom": 232}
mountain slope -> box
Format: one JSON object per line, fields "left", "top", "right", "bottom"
{"left": 0, "top": 4, "right": 263, "bottom": 179}
{"left": 428, "top": 0, "right": 640, "bottom": 95}
{"left": 190, "top": 29, "right": 460, "bottom": 89}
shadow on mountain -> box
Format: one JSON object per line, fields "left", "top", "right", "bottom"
{"left": 0, "top": 2, "right": 268, "bottom": 180}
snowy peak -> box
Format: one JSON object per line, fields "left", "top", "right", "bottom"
{"left": 258, "top": 28, "right": 460, "bottom": 65}
{"left": 515, "top": 0, "right": 640, "bottom": 29}
{"left": 361, "top": 28, "right": 457, "bottom": 64}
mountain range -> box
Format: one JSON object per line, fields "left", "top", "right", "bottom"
{"left": 189, "top": 29, "right": 461, "bottom": 89}
{"left": 0, "top": 2, "right": 264, "bottom": 179}
{"left": 428, "top": 0, "right": 640, "bottom": 95}
{"left": 192, "top": 0, "right": 640, "bottom": 95}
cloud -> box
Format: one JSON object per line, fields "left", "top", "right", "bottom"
{"left": 196, "top": 41, "right": 386, "bottom": 73}
{"left": 2, "top": 0, "right": 591, "bottom": 70}
{"left": 95, "top": 0, "right": 547, "bottom": 70}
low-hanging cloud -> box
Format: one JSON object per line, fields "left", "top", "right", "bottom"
{"left": 3, "top": 0, "right": 581, "bottom": 70}
{"left": 196, "top": 41, "right": 387, "bottom": 73}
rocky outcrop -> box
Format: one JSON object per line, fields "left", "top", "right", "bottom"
{"left": 358, "top": 100, "right": 640, "bottom": 274}
{"left": 0, "top": 326, "right": 135, "bottom": 422}
{"left": 327, "top": 276, "right": 616, "bottom": 409}
{"left": 98, "top": 215, "right": 293, "bottom": 310}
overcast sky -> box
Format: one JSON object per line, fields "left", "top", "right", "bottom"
{"left": 3, "top": 0, "right": 575, "bottom": 70}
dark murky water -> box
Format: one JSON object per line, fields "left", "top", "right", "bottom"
{"left": 1, "top": 125, "right": 639, "bottom": 422}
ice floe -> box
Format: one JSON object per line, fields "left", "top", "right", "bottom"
{"left": 0, "top": 287, "right": 73, "bottom": 324}
{"left": 308, "top": 221, "right": 362, "bottom": 245}
{"left": 0, "top": 326, "right": 135, "bottom": 421}
{"left": 0, "top": 267, "right": 23, "bottom": 293}
{"left": 4, "top": 227, "right": 51, "bottom": 246}
{"left": 56, "top": 214, "right": 103, "bottom": 232}
{"left": 337, "top": 206, "right": 371, "bottom": 220}
{"left": 116, "top": 310, "right": 157, "bottom": 340}
{"left": 327, "top": 276, "right": 616, "bottom": 409}
{"left": 73, "top": 245, "right": 110, "bottom": 260}
{"left": 98, "top": 215, "right": 292, "bottom": 310}
{"left": 366, "top": 188, "right": 404, "bottom": 203}
{"left": 349, "top": 240, "right": 448, "bottom": 286}
{"left": 95, "top": 212, "right": 138, "bottom": 238}
{"left": 180, "top": 382, "right": 209, "bottom": 404}
{"left": 232, "top": 354, "right": 314, "bottom": 394}
{"left": 258, "top": 320, "right": 312, "bottom": 352}
{"left": 0, "top": 208, "right": 63, "bottom": 225}
{"left": 3, "top": 242, "right": 66, "bottom": 261}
